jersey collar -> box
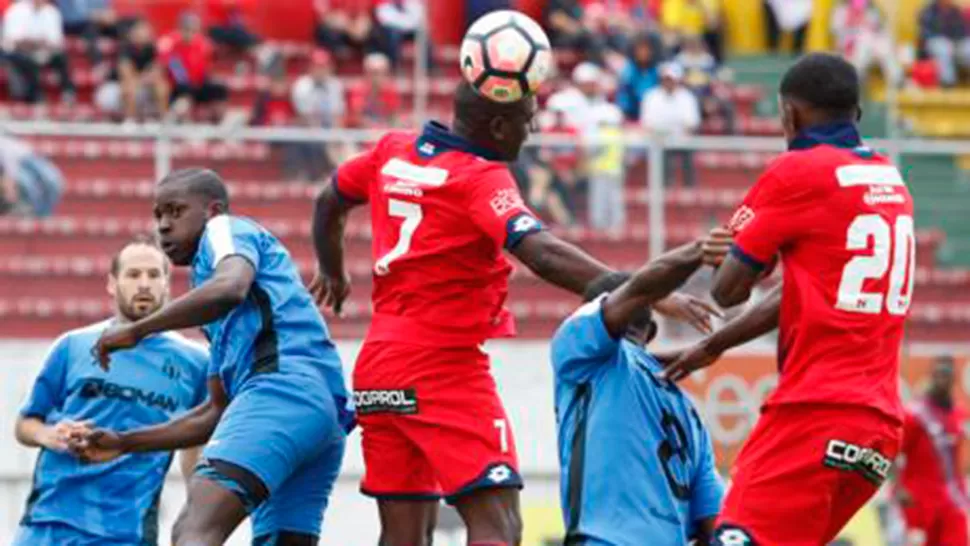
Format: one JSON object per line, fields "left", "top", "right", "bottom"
{"left": 788, "top": 121, "right": 862, "bottom": 151}
{"left": 415, "top": 121, "right": 505, "bottom": 162}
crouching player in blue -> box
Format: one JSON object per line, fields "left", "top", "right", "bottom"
{"left": 551, "top": 241, "right": 724, "bottom": 546}
{"left": 14, "top": 237, "right": 209, "bottom": 546}
{"left": 72, "top": 168, "right": 353, "bottom": 546}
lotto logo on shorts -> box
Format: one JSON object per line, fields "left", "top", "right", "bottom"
{"left": 823, "top": 439, "right": 892, "bottom": 485}
{"left": 713, "top": 525, "right": 756, "bottom": 546}
{"left": 354, "top": 389, "right": 418, "bottom": 415}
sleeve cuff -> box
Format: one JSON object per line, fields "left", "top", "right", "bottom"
{"left": 729, "top": 244, "right": 768, "bottom": 272}
{"left": 332, "top": 174, "right": 366, "bottom": 205}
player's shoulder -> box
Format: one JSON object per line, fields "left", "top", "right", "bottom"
{"left": 158, "top": 331, "right": 210, "bottom": 360}
{"left": 56, "top": 319, "right": 113, "bottom": 347}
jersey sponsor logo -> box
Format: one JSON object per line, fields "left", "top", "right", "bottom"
{"left": 862, "top": 184, "right": 907, "bottom": 206}
{"left": 383, "top": 181, "right": 425, "bottom": 198}
{"left": 489, "top": 188, "right": 525, "bottom": 216}
{"left": 354, "top": 389, "right": 418, "bottom": 415}
{"left": 713, "top": 525, "right": 756, "bottom": 546}
{"left": 78, "top": 378, "right": 179, "bottom": 412}
{"left": 727, "top": 205, "right": 755, "bottom": 232}
{"left": 835, "top": 164, "right": 905, "bottom": 187}
{"left": 380, "top": 158, "right": 449, "bottom": 187}
{"left": 823, "top": 439, "right": 892, "bottom": 485}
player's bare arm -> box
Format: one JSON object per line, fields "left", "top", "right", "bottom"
{"left": 692, "top": 517, "right": 716, "bottom": 545}
{"left": 72, "top": 376, "right": 228, "bottom": 463}
{"left": 599, "top": 241, "right": 712, "bottom": 337}
{"left": 710, "top": 249, "right": 764, "bottom": 308}
{"left": 310, "top": 182, "right": 357, "bottom": 314}
{"left": 93, "top": 256, "right": 255, "bottom": 369}
{"left": 512, "top": 231, "right": 717, "bottom": 332}
{"left": 662, "top": 285, "right": 781, "bottom": 382}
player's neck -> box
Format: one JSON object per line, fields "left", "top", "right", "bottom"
{"left": 113, "top": 313, "right": 133, "bottom": 326}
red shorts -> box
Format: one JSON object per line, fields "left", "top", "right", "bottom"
{"left": 713, "top": 405, "right": 902, "bottom": 546}
{"left": 353, "top": 341, "right": 522, "bottom": 502}
{"left": 903, "top": 497, "right": 969, "bottom": 546}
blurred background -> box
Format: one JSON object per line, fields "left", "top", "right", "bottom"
{"left": 0, "top": 0, "right": 967, "bottom": 544}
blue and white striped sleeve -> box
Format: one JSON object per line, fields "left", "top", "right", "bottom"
{"left": 549, "top": 295, "right": 620, "bottom": 384}
{"left": 202, "top": 216, "right": 261, "bottom": 272}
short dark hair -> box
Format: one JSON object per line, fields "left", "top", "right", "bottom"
{"left": 583, "top": 271, "right": 632, "bottom": 303}
{"left": 110, "top": 234, "right": 169, "bottom": 277}
{"left": 158, "top": 168, "right": 230, "bottom": 208}
{"left": 453, "top": 81, "right": 533, "bottom": 130}
{"left": 934, "top": 354, "right": 957, "bottom": 370}
{"left": 779, "top": 53, "right": 860, "bottom": 118}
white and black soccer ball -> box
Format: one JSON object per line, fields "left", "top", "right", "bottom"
{"left": 459, "top": 10, "right": 553, "bottom": 103}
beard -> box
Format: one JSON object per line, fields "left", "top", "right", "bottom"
{"left": 118, "top": 294, "right": 162, "bottom": 321}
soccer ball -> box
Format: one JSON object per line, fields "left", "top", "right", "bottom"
{"left": 459, "top": 10, "right": 553, "bottom": 103}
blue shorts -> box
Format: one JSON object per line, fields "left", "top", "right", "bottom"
{"left": 197, "top": 373, "right": 346, "bottom": 538}
{"left": 13, "top": 522, "right": 135, "bottom": 546}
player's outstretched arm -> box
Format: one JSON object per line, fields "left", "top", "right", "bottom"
{"left": 15, "top": 417, "right": 89, "bottom": 452}
{"left": 710, "top": 250, "right": 764, "bottom": 308}
{"left": 93, "top": 257, "right": 255, "bottom": 369}
{"left": 662, "top": 285, "right": 781, "bottom": 381}
{"left": 510, "top": 230, "right": 613, "bottom": 296}
{"left": 310, "top": 183, "right": 358, "bottom": 314}
{"left": 72, "top": 377, "right": 227, "bottom": 462}
{"left": 599, "top": 241, "right": 706, "bottom": 337}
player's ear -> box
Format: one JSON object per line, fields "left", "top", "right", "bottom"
{"left": 106, "top": 273, "right": 117, "bottom": 298}
{"left": 489, "top": 116, "right": 508, "bottom": 142}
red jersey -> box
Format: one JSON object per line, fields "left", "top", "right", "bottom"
{"left": 729, "top": 124, "right": 915, "bottom": 423}
{"left": 334, "top": 121, "right": 543, "bottom": 347}
{"left": 901, "top": 398, "right": 970, "bottom": 508}
{"left": 158, "top": 32, "right": 214, "bottom": 87}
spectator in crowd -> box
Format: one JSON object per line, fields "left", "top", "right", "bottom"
{"left": 543, "top": 0, "right": 607, "bottom": 64}
{"left": 617, "top": 33, "right": 661, "bottom": 121}
{"left": 206, "top": 0, "right": 280, "bottom": 76}
{"left": 661, "top": 0, "right": 721, "bottom": 60}
{"left": 0, "top": 132, "right": 63, "bottom": 217}
{"left": 919, "top": 0, "right": 970, "bottom": 87}
{"left": 580, "top": 0, "right": 650, "bottom": 58}
{"left": 347, "top": 52, "right": 402, "bottom": 128}
{"left": 640, "top": 63, "right": 699, "bottom": 186}
{"left": 764, "top": 0, "right": 811, "bottom": 54}
{"left": 94, "top": 19, "right": 169, "bottom": 123}
{"left": 2, "top": 0, "right": 77, "bottom": 104}
{"left": 58, "top": 0, "right": 134, "bottom": 67}
{"left": 547, "top": 62, "right": 614, "bottom": 134}
{"left": 524, "top": 103, "right": 583, "bottom": 225}
{"left": 158, "top": 11, "right": 229, "bottom": 123}
{"left": 314, "top": 0, "right": 379, "bottom": 58}
{"left": 251, "top": 73, "right": 295, "bottom": 127}
{"left": 288, "top": 49, "right": 346, "bottom": 182}
{"left": 832, "top": 0, "right": 902, "bottom": 86}
{"left": 676, "top": 34, "right": 735, "bottom": 133}
{"left": 586, "top": 102, "right": 626, "bottom": 231}
{"left": 374, "top": 0, "right": 425, "bottom": 67}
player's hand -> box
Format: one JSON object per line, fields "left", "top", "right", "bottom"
{"left": 309, "top": 269, "right": 351, "bottom": 316}
{"left": 653, "top": 293, "right": 723, "bottom": 335}
{"left": 92, "top": 323, "right": 142, "bottom": 371}
{"left": 69, "top": 428, "right": 125, "bottom": 464}
{"left": 39, "top": 419, "right": 92, "bottom": 452}
{"left": 702, "top": 227, "right": 734, "bottom": 268}
{"left": 658, "top": 341, "right": 720, "bottom": 382}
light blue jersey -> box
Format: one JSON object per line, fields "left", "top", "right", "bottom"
{"left": 16, "top": 320, "right": 208, "bottom": 546}
{"left": 191, "top": 214, "right": 350, "bottom": 418}
{"left": 189, "top": 214, "right": 350, "bottom": 539}
{"left": 550, "top": 296, "right": 724, "bottom": 546}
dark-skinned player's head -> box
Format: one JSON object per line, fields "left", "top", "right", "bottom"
{"left": 153, "top": 168, "right": 230, "bottom": 266}
{"left": 583, "top": 272, "right": 657, "bottom": 346}
{"left": 778, "top": 53, "right": 861, "bottom": 144}
{"left": 452, "top": 81, "right": 538, "bottom": 162}
{"left": 929, "top": 354, "right": 957, "bottom": 403}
